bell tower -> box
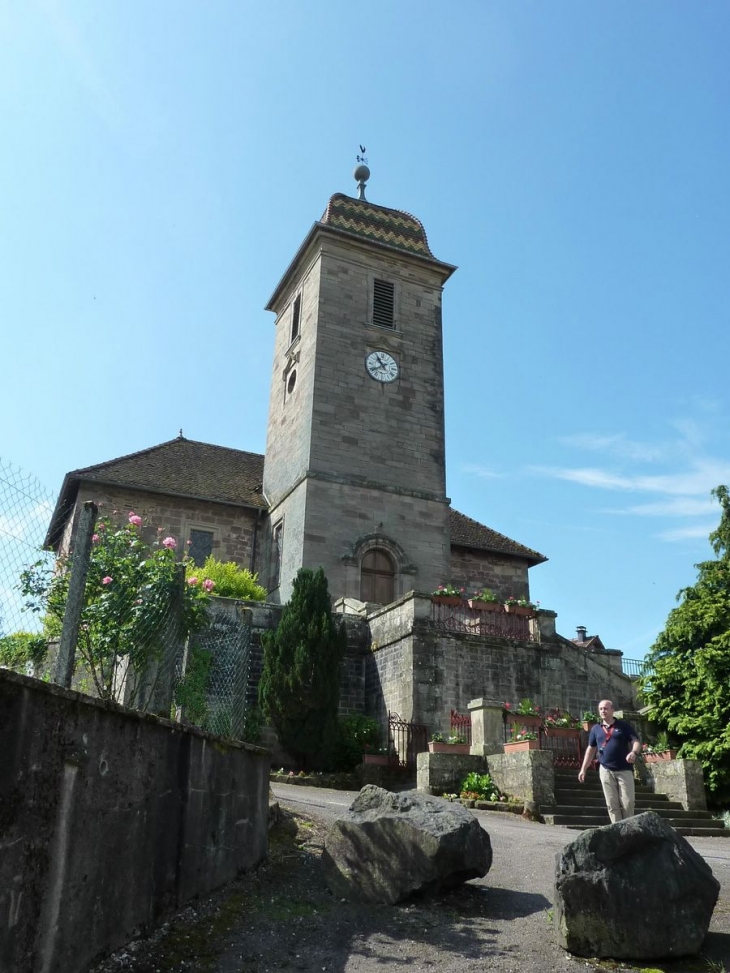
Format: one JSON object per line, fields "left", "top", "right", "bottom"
{"left": 262, "top": 162, "right": 456, "bottom": 603}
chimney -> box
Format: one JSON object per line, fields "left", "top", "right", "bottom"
{"left": 576, "top": 625, "right": 587, "bottom": 642}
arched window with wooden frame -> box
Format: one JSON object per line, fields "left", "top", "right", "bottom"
{"left": 360, "top": 548, "right": 395, "bottom": 604}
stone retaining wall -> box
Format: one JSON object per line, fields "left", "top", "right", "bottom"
{"left": 0, "top": 669, "right": 270, "bottom": 973}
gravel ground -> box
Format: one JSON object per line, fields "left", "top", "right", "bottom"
{"left": 88, "top": 783, "right": 730, "bottom": 973}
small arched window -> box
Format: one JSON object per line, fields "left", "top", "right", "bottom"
{"left": 360, "top": 549, "right": 395, "bottom": 604}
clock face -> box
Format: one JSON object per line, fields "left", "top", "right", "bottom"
{"left": 365, "top": 350, "right": 399, "bottom": 383}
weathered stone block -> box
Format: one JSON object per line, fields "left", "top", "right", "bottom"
{"left": 323, "top": 785, "right": 492, "bottom": 904}
{"left": 555, "top": 811, "right": 719, "bottom": 959}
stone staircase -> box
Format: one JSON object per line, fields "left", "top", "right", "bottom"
{"left": 541, "top": 768, "right": 730, "bottom": 837}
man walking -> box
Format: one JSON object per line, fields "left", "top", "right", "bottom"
{"left": 578, "top": 699, "right": 641, "bottom": 823}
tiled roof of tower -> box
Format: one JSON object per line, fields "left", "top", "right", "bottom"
{"left": 450, "top": 509, "right": 547, "bottom": 567}
{"left": 68, "top": 437, "right": 266, "bottom": 507}
{"left": 321, "top": 193, "right": 435, "bottom": 258}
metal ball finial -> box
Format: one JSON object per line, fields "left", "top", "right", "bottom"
{"left": 353, "top": 163, "right": 370, "bottom": 184}
{"left": 354, "top": 147, "right": 370, "bottom": 200}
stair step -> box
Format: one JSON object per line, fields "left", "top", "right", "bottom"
{"left": 674, "top": 827, "right": 730, "bottom": 838}
{"left": 553, "top": 795, "right": 683, "bottom": 810}
{"left": 544, "top": 805, "right": 713, "bottom": 820}
{"left": 560, "top": 823, "right": 730, "bottom": 838}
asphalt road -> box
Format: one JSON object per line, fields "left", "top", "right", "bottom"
{"left": 271, "top": 782, "right": 730, "bottom": 972}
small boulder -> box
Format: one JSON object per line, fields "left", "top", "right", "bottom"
{"left": 322, "top": 785, "right": 492, "bottom": 903}
{"left": 555, "top": 811, "right": 720, "bottom": 959}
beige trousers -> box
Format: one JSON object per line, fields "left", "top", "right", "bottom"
{"left": 599, "top": 766, "right": 635, "bottom": 823}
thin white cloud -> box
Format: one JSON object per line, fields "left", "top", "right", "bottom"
{"left": 558, "top": 433, "right": 665, "bottom": 463}
{"left": 462, "top": 464, "right": 504, "bottom": 480}
{"left": 657, "top": 524, "right": 717, "bottom": 542}
{"left": 532, "top": 462, "right": 730, "bottom": 498}
{"left": 600, "top": 498, "right": 717, "bottom": 518}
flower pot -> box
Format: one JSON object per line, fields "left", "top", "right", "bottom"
{"left": 544, "top": 726, "right": 580, "bottom": 738}
{"left": 428, "top": 741, "right": 470, "bottom": 754}
{"left": 644, "top": 750, "right": 678, "bottom": 763}
{"left": 505, "top": 605, "right": 535, "bottom": 617}
{"left": 582, "top": 721, "right": 595, "bottom": 732}
{"left": 362, "top": 753, "right": 390, "bottom": 765}
{"left": 504, "top": 740, "right": 540, "bottom": 752}
{"left": 432, "top": 595, "right": 463, "bottom": 607}
{"left": 467, "top": 599, "right": 501, "bottom": 612}
{"left": 506, "top": 713, "right": 542, "bottom": 728}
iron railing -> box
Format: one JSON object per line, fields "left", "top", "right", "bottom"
{"left": 388, "top": 711, "right": 429, "bottom": 771}
{"left": 450, "top": 708, "right": 472, "bottom": 745}
{"left": 431, "top": 601, "right": 539, "bottom": 642}
{"left": 622, "top": 657, "right": 647, "bottom": 678}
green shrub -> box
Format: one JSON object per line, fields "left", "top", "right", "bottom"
{"left": 0, "top": 632, "right": 47, "bottom": 671}
{"left": 327, "top": 715, "right": 382, "bottom": 771}
{"left": 188, "top": 557, "right": 266, "bottom": 601}
{"left": 459, "top": 771, "right": 502, "bottom": 801}
{"left": 173, "top": 644, "right": 213, "bottom": 725}
{"left": 258, "top": 567, "right": 346, "bottom": 770}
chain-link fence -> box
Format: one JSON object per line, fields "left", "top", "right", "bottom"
{"left": 0, "top": 461, "right": 253, "bottom": 741}
{"left": 178, "top": 599, "right": 252, "bottom": 738}
{"left": 0, "top": 458, "right": 55, "bottom": 672}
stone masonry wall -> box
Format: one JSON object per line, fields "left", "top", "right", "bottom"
{"left": 68, "top": 484, "right": 262, "bottom": 574}
{"left": 449, "top": 547, "right": 531, "bottom": 602}
{"left": 366, "top": 594, "right": 637, "bottom": 737}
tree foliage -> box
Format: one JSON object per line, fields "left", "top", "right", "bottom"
{"left": 0, "top": 631, "right": 47, "bottom": 672}
{"left": 20, "top": 513, "right": 210, "bottom": 703}
{"left": 258, "top": 567, "right": 346, "bottom": 769}
{"left": 639, "top": 485, "right": 730, "bottom": 804}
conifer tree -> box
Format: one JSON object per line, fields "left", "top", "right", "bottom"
{"left": 640, "top": 485, "right": 730, "bottom": 802}
{"left": 258, "top": 567, "right": 346, "bottom": 769}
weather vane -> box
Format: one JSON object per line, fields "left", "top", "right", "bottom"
{"left": 353, "top": 145, "right": 370, "bottom": 201}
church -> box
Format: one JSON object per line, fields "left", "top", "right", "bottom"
{"left": 47, "top": 164, "right": 546, "bottom": 609}
{"left": 45, "top": 165, "right": 636, "bottom": 734}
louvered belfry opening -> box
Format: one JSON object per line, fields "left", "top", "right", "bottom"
{"left": 372, "top": 279, "right": 395, "bottom": 328}
{"left": 360, "top": 549, "right": 395, "bottom": 604}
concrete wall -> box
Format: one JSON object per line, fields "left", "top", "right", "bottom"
{"left": 0, "top": 669, "right": 270, "bottom": 973}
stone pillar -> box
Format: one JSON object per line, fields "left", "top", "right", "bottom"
{"left": 468, "top": 698, "right": 506, "bottom": 756}
{"left": 645, "top": 759, "right": 707, "bottom": 811}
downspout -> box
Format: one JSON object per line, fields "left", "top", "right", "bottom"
{"left": 251, "top": 507, "right": 263, "bottom": 576}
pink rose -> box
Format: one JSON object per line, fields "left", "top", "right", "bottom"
{"left": 128, "top": 513, "right": 142, "bottom": 526}
{"left": 97, "top": 523, "right": 105, "bottom": 532}
{"left": 202, "top": 579, "right": 215, "bottom": 592}
{"left": 92, "top": 534, "right": 100, "bottom": 543}
{"left": 187, "top": 577, "right": 199, "bottom": 586}
{"left": 162, "top": 537, "right": 177, "bottom": 549}
{"left": 504, "top": 702, "right": 511, "bottom": 710}
{"left": 102, "top": 576, "right": 113, "bottom": 585}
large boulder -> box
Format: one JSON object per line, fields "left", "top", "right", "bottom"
{"left": 322, "top": 785, "right": 492, "bottom": 904}
{"left": 555, "top": 811, "right": 719, "bottom": 959}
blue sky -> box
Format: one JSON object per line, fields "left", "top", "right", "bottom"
{"left": 2, "top": 2, "right": 729, "bottom": 659}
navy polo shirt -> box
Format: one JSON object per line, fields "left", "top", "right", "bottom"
{"left": 589, "top": 719, "right": 639, "bottom": 771}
